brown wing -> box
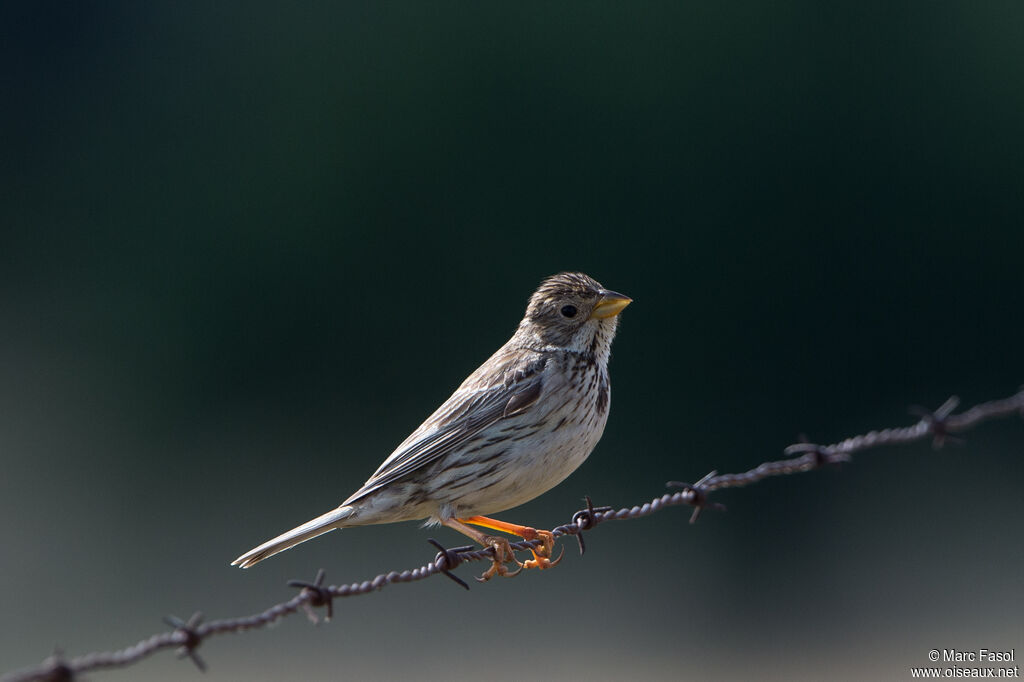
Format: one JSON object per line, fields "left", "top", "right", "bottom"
{"left": 341, "top": 350, "right": 546, "bottom": 505}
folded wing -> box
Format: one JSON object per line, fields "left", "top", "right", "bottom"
{"left": 342, "top": 350, "right": 547, "bottom": 506}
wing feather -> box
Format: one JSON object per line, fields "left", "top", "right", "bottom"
{"left": 342, "top": 350, "right": 546, "bottom": 505}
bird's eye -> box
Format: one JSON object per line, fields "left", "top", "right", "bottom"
{"left": 560, "top": 305, "right": 578, "bottom": 318}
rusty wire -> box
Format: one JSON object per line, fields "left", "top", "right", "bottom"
{"left": 2, "top": 388, "right": 1022, "bottom": 682}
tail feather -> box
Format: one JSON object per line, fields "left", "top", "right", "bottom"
{"left": 232, "top": 505, "right": 355, "bottom": 569}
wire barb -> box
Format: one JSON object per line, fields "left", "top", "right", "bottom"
{"left": 667, "top": 471, "right": 726, "bottom": 523}
{"left": 2, "top": 387, "right": 1022, "bottom": 682}
{"left": 163, "top": 612, "right": 206, "bottom": 672}
{"left": 427, "top": 538, "right": 472, "bottom": 590}
{"left": 910, "top": 396, "right": 965, "bottom": 448}
{"left": 785, "top": 433, "right": 840, "bottom": 468}
{"left": 38, "top": 652, "right": 71, "bottom": 682}
{"left": 288, "top": 569, "right": 334, "bottom": 623}
{"left": 571, "top": 495, "right": 614, "bottom": 555}
{"left": 783, "top": 441, "right": 851, "bottom": 465}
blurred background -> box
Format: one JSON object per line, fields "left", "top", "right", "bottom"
{"left": 2, "top": 3, "right": 1022, "bottom": 681}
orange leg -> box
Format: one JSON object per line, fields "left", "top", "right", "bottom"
{"left": 459, "top": 515, "right": 564, "bottom": 571}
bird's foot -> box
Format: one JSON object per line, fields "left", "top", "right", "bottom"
{"left": 476, "top": 536, "right": 524, "bottom": 582}
{"left": 451, "top": 516, "right": 564, "bottom": 578}
{"left": 519, "top": 528, "right": 564, "bottom": 570}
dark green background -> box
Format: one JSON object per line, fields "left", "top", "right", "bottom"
{"left": 2, "top": 3, "right": 1022, "bottom": 680}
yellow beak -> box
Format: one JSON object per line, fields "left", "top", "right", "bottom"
{"left": 590, "top": 290, "right": 633, "bottom": 319}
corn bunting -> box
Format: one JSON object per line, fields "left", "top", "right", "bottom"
{"left": 233, "top": 272, "right": 631, "bottom": 580}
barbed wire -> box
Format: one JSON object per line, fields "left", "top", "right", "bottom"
{"left": 3, "top": 388, "right": 1022, "bottom": 682}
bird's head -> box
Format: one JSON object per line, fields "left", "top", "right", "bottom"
{"left": 517, "top": 272, "right": 631, "bottom": 355}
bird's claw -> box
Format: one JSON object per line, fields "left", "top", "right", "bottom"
{"left": 476, "top": 536, "right": 524, "bottom": 582}
{"left": 521, "top": 529, "right": 562, "bottom": 570}
{"left": 524, "top": 543, "right": 565, "bottom": 570}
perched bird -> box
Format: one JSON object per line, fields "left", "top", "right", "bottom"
{"left": 232, "top": 272, "right": 631, "bottom": 580}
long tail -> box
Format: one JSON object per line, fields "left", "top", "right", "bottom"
{"left": 232, "top": 505, "right": 355, "bottom": 569}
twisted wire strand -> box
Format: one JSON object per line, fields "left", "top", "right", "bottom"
{"left": 3, "top": 388, "right": 1022, "bottom": 682}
